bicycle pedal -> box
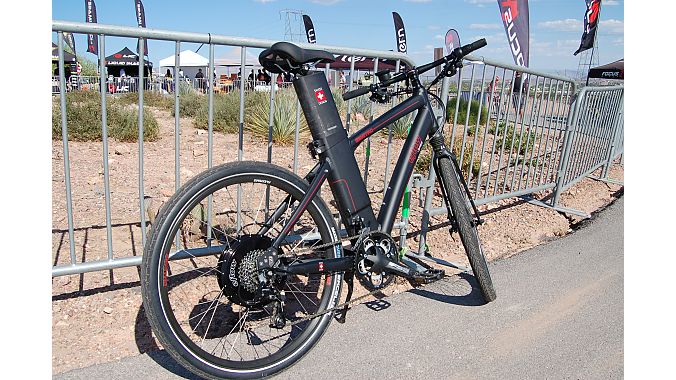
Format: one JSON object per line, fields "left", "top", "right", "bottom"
{"left": 412, "top": 269, "right": 445, "bottom": 284}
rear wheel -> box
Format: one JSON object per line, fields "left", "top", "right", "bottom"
{"left": 141, "top": 161, "right": 342, "bottom": 379}
{"left": 437, "top": 156, "right": 497, "bottom": 303}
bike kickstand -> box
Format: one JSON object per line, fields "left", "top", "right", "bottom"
{"left": 336, "top": 271, "right": 354, "bottom": 324}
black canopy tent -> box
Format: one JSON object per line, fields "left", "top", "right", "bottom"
{"left": 329, "top": 55, "right": 404, "bottom": 71}
{"left": 105, "top": 47, "right": 153, "bottom": 77}
{"left": 588, "top": 59, "right": 624, "bottom": 80}
{"left": 52, "top": 42, "right": 77, "bottom": 76}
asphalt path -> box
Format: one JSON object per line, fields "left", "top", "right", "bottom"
{"left": 55, "top": 198, "right": 623, "bottom": 379}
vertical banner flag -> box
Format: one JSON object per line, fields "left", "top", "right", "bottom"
{"left": 135, "top": 0, "right": 149, "bottom": 55}
{"left": 497, "top": 0, "right": 530, "bottom": 67}
{"left": 302, "top": 15, "right": 317, "bottom": 44}
{"left": 444, "top": 29, "right": 461, "bottom": 54}
{"left": 392, "top": 12, "right": 407, "bottom": 53}
{"left": 85, "top": 0, "right": 98, "bottom": 55}
{"left": 574, "top": 0, "right": 602, "bottom": 56}
{"left": 64, "top": 32, "right": 77, "bottom": 56}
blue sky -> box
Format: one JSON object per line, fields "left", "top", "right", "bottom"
{"left": 52, "top": 0, "right": 624, "bottom": 74}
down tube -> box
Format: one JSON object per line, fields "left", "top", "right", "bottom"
{"left": 377, "top": 104, "right": 434, "bottom": 233}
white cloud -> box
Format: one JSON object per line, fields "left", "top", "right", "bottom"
{"left": 604, "top": 0, "right": 620, "bottom": 5}
{"left": 434, "top": 34, "right": 444, "bottom": 40}
{"left": 404, "top": 0, "right": 433, "bottom": 3}
{"left": 538, "top": 19, "right": 582, "bottom": 32}
{"left": 464, "top": 0, "right": 494, "bottom": 7}
{"left": 600, "top": 19, "right": 624, "bottom": 35}
{"left": 469, "top": 23, "right": 501, "bottom": 30}
{"left": 253, "top": 0, "right": 276, "bottom": 3}
{"left": 309, "top": 0, "right": 342, "bottom": 5}
{"left": 538, "top": 18, "right": 624, "bottom": 35}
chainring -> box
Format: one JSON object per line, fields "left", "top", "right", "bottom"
{"left": 355, "top": 232, "right": 397, "bottom": 291}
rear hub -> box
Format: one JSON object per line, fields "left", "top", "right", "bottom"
{"left": 217, "top": 235, "right": 279, "bottom": 306}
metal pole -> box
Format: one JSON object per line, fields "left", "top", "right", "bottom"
{"left": 206, "top": 43, "right": 215, "bottom": 244}
{"left": 98, "top": 35, "right": 114, "bottom": 261}
{"left": 57, "top": 32, "right": 77, "bottom": 267}
{"left": 137, "top": 37, "right": 147, "bottom": 248}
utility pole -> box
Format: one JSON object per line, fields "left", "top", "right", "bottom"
{"left": 280, "top": 9, "right": 305, "bottom": 42}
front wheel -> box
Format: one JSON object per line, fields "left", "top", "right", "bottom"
{"left": 437, "top": 156, "right": 497, "bottom": 303}
{"left": 141, "top": 161, "right": 343, "bottom": 379}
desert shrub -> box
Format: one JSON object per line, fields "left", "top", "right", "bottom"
{"left": 350, "top": 96, "right": 373, "bottom": 125}
{"left": 118, "top": 91, "right": 173, "bottom": 110}
{"left": 492, "top": 122, "right": 536, "bottom": 156}
{"left": 387, "top": 113, "right": 412, "bottom": 139}
{"left": 52, "top": 92, "right": 159, "bottom": 142}
{"left": 446, "top": 97, "right": 488, "bottom": 127}
{"left": 193, "top": 90, "right": 270, "bottom": 133}
{"left": 171, "top": 91, "right": 206, "bottom": 118}
{"left": 414, "top": 136, "right": 480, "bottom": 179}
{"left": 246, "top": 90, "right": 308, "bottom": 144}
{"left": 331, "top": 87, "right": 346, "bottom": 116}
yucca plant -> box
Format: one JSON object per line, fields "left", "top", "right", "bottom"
{"left": 246, "top": 90, "right": 308, "bottom": 144}
{"left": 350, "top": 96, "right": 373, "bottom": 126}
{"left": 387, "top": 113, "right": 412, "bottom": 139}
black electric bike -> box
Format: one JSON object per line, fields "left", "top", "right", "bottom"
{"left": 141, "top": 38, "right": 495, "bottom": 379}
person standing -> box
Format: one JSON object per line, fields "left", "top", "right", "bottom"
{"left": 195, "top": 68, "right": 205, "bottom": 92}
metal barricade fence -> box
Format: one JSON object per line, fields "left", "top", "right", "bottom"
{"left": 51, "top": 21, "right": 413, "bottom": 276}
{"left": 552, "top": 86, "right": 624, "bottom": 205}
{"left": 415, "top": 57, "right": 578, "bottom": 253}
{"left": 51, "top": 21, "right": 623, "bottom": 277}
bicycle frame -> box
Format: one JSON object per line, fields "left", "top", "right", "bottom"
{"left": 269, "top": 70, "right": 441, "bottom": 250}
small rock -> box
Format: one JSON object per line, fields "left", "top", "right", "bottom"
{"left": 160, "top": 188, "right": 174, "bottom": 197}
{"left": 87, "top": 177, "right": 98, "bottom": 185}
{"left": 58, "top": 276, "right": 71, "bottom": 286}
{"left": 55, "top": 320, "right": 69, "bottom": 327}
{"left": 114, "top": 145, "right": 131, "bottom": 155}
{"left": 103, "top": 307, "right": 113, "bottom": 314}
{"left": 197, "top": 129, "right": 207, "bottom": 135}
{"left": 194, "top": 141, "right": 204, "bottom": 146}
{"left": 108, "top": 158, "right": 115, "bottom": 165}
{"left": 193, "top": 149, "right": 205, "bottom": 157}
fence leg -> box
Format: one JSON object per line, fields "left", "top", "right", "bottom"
{"left": 601, "top": 91, "right": 624, "bottom": 180}
{"left": 551, "top": 88, "right": 584, "bottom": 208}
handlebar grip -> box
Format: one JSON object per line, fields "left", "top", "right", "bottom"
{"left": 458, "top": 38, "right": 487, "bottom": 57}
{"left": 342, "top": 85, "right": 371, "bottom": 101}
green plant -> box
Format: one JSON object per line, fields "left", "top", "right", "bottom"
{"left": 76, "top": 55, "right": 98, "bottom": 77}
{"left": 388, "top": 114, "right": 412, "bottom": 139}
{"left": 192, "top": 90, "right": 272, "bottom": 133}
{"left": 414, "top": 135, "right": 481, "bottom": 178}
{"left": 246, "top": 91, "right": 308, "bottom": 144}
{"left": 330, "top": 87, "right": 346, "bottom": 116}
{"left": 492, "top": 122, "right": 536, "bottom": 156}
{"left": 171, "top": 91, "right": 206, "bottom": 118}
{"left": 350, "top": 96, "right": 373, "bottom": 126}
{"left": 446, "top": 97, "right": 488, "bottom": 127}
{"left": 118, "top": 91, "right": 173, "bottom": 110}
{"left": 52, "top": 91, "right": 159, "bottom": 142}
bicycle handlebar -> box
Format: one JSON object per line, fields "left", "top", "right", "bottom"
{"left": 342, "top": 85, "right": 372, "bottom": 101}
{"left": 341, "top": 38, "right": 487, "bottom": 101}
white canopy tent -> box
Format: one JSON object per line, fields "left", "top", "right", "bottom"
{"left": 159, "top": 50, "right": 210, "bottom": 80}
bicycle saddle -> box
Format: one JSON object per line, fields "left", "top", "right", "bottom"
{"left": 259, "top": 42, "right": 335, "bottom": 73}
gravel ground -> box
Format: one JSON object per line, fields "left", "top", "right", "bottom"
{"left": 51, "top": 107, "right": 624, "bottom": 374}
